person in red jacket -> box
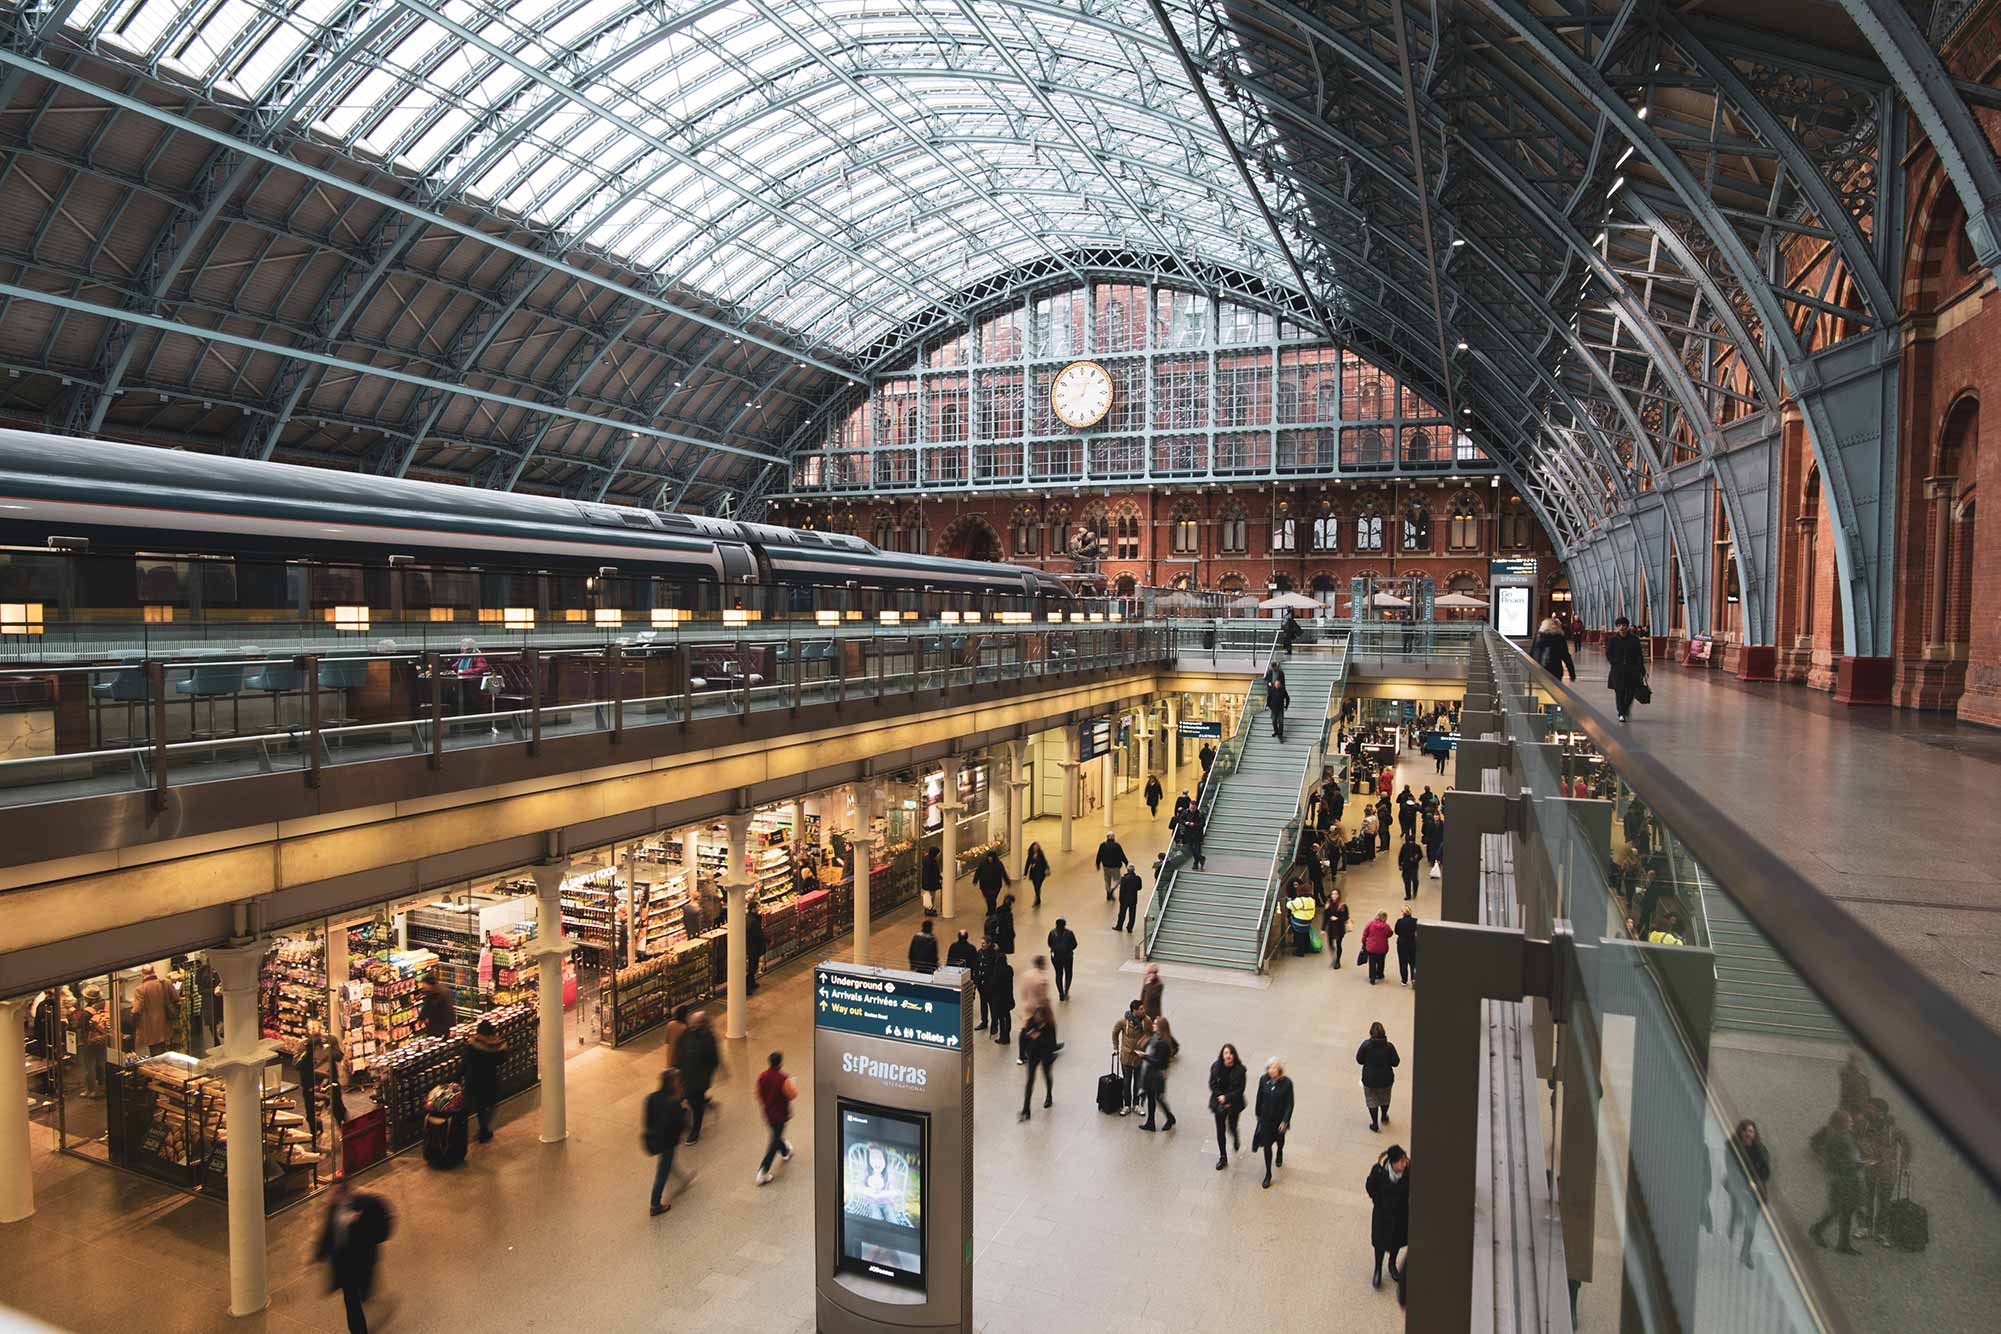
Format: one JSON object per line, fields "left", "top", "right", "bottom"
{"left": 1360, "top": 911, "right": 1393, "bottom": 985}
{"left": 753, "top": 1051, "right": 798, "bottom": 1186}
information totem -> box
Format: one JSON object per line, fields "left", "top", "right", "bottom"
{"left": 813, "top": 962, "right": 973, "bottom": 1334}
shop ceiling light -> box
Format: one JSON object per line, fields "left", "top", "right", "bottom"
{"left": 881, "top": 610, "right": 901, "bottom": 624}
{"left": 430, "top": 607, "right": 456, "bottom": 622}
{"left": 940, "top": 610, "right": 961, "bottom": 624}
{"left": 505, "top": 608, "right": 536, "bottom": 630}
{"left": 0, "top": 602, "right": 43, "bottom": 635}
{"left": 816, "top": 609, "right": 842, "bottom": 626}
{"left": 328, "top": 605, "right": 369, "bottom": 632}
{"left": 723, "top": 608, "right": 751, "bottom": 626}
{"left": 595, "top": 608, "right": 623, "bottom": 627}
{"left": 651, "top": 608, "right": 690, "bottom": 627}
{"left": 1088, "top": 611, "right": 1106, "bottom": 622}
{"left": 143, "top": 605, "right": 173, "bottom": 624}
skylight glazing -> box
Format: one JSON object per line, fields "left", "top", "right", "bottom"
{"left": 68, "top": 0, "right": 1295, "bottom": 354}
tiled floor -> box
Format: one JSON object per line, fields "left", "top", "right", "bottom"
{"left": 4, "top": 769, "right": 1435, "bottom": 1333}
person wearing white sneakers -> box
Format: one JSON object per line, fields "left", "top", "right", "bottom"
{"left": 753, "top": 1050, "right": 797, "bottom": 1185}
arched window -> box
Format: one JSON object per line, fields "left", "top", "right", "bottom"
{"left": 1355, "top": 507, "right": 1384, "bottom": 552}
{"left": 1311, "top": 510, "right": 1339, "bottom": 551}
{"left": 1011, "top": 505, "right": 1040, "bottom": 557}
{"left": 1171, "top": 506, "right": 1201, "bottom": 555}
{"left": 1218, "top": 507, "right": 1249, "bottom": 554}
{"left": 1498, "top": 495, "right": 1533, "bottom": 549}
{"left": 1272, "top": 509, "right": 1297, "bottom": 552}
{"left": 940, "top": 400, "right": 962, "bottom": 441}
{"left": 905, "top": 510, "right": 929, "bottom": 555}
{"left": 1448, "top": 498, "right": 1480, "bottom": 551}
{"left": 1402, "top": 505, "right": 1431, "bottom": 552}
{"left": 1114, "top": 509, "right": 1141, "bottom": 560}
{"left": 873, "top": 511, "right": 895, "bottom": 550}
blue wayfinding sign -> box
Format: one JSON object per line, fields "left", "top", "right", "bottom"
{"left": 814, "top": 965, "right": 962, "bottom": 1051}
{"left": 1077, "top": 717, "right": 1113, "bottom": 761}
{"left": 1177, "top": 719, "right": 1224, "bottom": 739}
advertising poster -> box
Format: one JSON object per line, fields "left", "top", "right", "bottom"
{"left": 1496, "top": 585, "right": 1531, "bottom": 638}
{"left": 838, "top": 1102, "right": 927, "bottom": 1286}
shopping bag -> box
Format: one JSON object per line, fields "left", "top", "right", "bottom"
{"left": 1308, "top": 928, "right": 1324, "bottom": 954}
{"left": 1634, "top": 681, "right": 1653, "bottom": 706}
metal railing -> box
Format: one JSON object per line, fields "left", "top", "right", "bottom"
{"left": 1253, "top": 634, "right": 1353, "bottom": 969}
{"left": 0, "top": 623, "right": 1173, "bottom": 812}
{"left": 1141, "top": 628, "right": 1279, "bottom": 958}
{"left": 1474, "top": 629, "right": 2001, "bottom": 1333}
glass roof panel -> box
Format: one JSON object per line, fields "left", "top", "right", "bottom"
{"left": 67, "top": 0, "right": 1308, "bottom": 353}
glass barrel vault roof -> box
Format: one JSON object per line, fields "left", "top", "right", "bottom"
{"left": 67, "top": 0, "right": 1294, "bottom": 357}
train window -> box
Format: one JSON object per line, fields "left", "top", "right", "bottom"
{"left": 136, "top": 559, "right": 191, "bottom": 607}
{"left": 309, "top": 565, "right": 365, "bottom": 607}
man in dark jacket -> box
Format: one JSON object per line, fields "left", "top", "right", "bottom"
{"left": 461, "top": 1019, "right": 506, "bottom": 1143}
{"left": 972, "top": 850, "right": 1009, "bottom": 914}
{"left": 1605, "top": 616, "right": 1648, "bottom": 723}
{"left": 745, "top": 903, "right": 766, "bottom": 995}
{"left": 317, "top": 1176, "right": 393, "bottom": 1333}
{"left": 672, "top": 1011, "right": 723, "bottom": 1144}
{"left": 984, "top": 948, "right": 1015, "bottom": 1044}
{"left": 972, "top": 939, "right": 998, "bottom": 1032}
{"left": 643, "top": 1069, "right": 692, "bottom": 1216}
{"left": 1809, "top": 1110, "right": 1865, "bottom": 1254}
{"left": 1198, "top": 742, "right": 1216, "bottom": 776}
{"left": 986, "top": 895, "right": 1017, "bottom": 955}
{"left": 1115, "top": 865, "right": 1143, "bottom": 933}
{"left": 944, "top": 929, "right": 979, "bottom": 974}
{"left": 907, "top": 919, "right": 941, "bottom": 974}
{"left": 1268, "top": 678, "right": 1290, "bottom": 741}
{"left": 419, "top": 975, "right": 455, "bottom": 1040}
{"left": 1047, "top": 918, "right": 1079, "bottom": 998}
{"left": 1094, "top": 834, "right": 1129, "bottom": 900}
{"left": 1397, "top": 837, "right": 1423, "bottom": 902}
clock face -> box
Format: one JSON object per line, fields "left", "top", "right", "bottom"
{"left": 1050, "top": 360, "right": 1114, "bottom": 429}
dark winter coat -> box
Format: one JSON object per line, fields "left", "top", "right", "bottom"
{"left": 1325, "top": 901, "right": 1350, "bottom": 940}
{"left": 986, "top": 904, "right": 1017, "bottom": 954}
{"left": 317, "top": 1191, "right": 394, "bottom": 1301}
{"left": 1095, "top": 838, "right": 1128, "bottom": 871}
{"left": 1026, "top": 847, "right": 1050, "bottom": 886}
{"left": 1394, "top": 914, "right": 1418, "bottom": 961}
{"left": 908, "top": 930, "right": 940, "bottom": 974}
{"left": 1253, "top": 1073, "right": 1295, "bottom": 1138}
{"left": 944, "top": 938, "right": 980, "bottom": 972}
{"left": 1605, "top": 630, "right": 1648, "bottom": 693}
{"left": 921, "top": 850, "right": 944, "bottom": 892}
{"left": 1208, "top": 1058, "right": 1247, "bottom": 1113}
{"left": 1530, "top": 629, "right": 1576, "bottom": 681}
{"left": 1117, "top": 867, "right": 1143, "bottom": 908}
{"left": 1047, "top": 925, "right": 1078, "bottom": 960}
{"left": 985, "top": 955, "right": 1015, "bottom": 1013}
{"left": 1356, "top": 1036, "right": 1401, "bottom": 1089}
{"left": 1367, "top": 1162, "right": 1411, "bottom": 1251}
{"left": 643, "top": 1086, "right": 687, "bottom": 1155}
{"left": 461, "top": 1031, "right": 505, "bottom": 1106}
{"left": 674, "top": 1025, "right": 721, "bottom": 1092}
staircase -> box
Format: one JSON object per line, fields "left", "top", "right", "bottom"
{"left": 1148, "top": 650, "right": 1346, "bottom": 970}
{"left": 1702, "top": 887, "right": 1847, "bottom": 1041}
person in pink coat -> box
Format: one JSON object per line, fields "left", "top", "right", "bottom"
{"left": 1360, "top": 911, "right": 1393, "bottom": 985}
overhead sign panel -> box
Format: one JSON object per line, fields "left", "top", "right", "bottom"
{"left": 1076, "top": 716, "right": 1112, "bottom": 762}
{"left": 815, "top": 965, "right": 963, "bottom": 1051}
{"left": 1177, "top": 719, "right": 1224, "bottom": 738}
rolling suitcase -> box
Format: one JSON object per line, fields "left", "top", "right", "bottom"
{"left": 1880, "top": 1171, "right": 1929, "bottom": 1253}
{"left": 1096, "top": 1053, "right": 1126, "bottom": 1115}
{"left": 423, "top": 1109, "right": 468, "bottom": 1168}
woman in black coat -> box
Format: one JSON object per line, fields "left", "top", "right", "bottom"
{"left": 920, "top": 846, "right": 944, "bottom": 916}
{"left": 1024, "top": 843, "right": 1050, "bottom": 908}
{"left": 1366, "top": 1145, "right": 1411, "bottom": 1287}
{"left": 1253, "top": 1058, "right": 1295, "bottom": 1189}
{"left": 1208, "top": 1044, "right": 1248, "bottom": 1169}
{"left": 990, "top": 895, "right": 1017, "bottom": 955}
{"left": 1723, "top": 1118, "right": 1772, "bottom": 1267}
{"left": 1325, "top": 892, "right": 1350, "bottom": 970}
{"left": 1143, "top": 775, "right": 1163, "bottom": 819}
{"left": 1393, "top": 908, "right": 1418, "bottom": 985}
{"left": 1357, "top": 1022, "right": 1400, "bottom": 1131}
{"left": 1604, "top": 616, "right": 1648, "bottom": 723}
{"left": 984, "top": 950, "right": 1015, "bottom": 1044}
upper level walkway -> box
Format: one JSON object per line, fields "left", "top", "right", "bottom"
{"left": 1566, "top": 647, "right": 2001, "bottom": 1028}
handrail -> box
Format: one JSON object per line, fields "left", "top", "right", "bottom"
{"left": 1142, "top": 626, "right": 1280, "bottom": 958}
{"left": 1489, "top": 629, "right": 2001, "bottom": 1197}
{"left": 1252, "top": 630, "right": 1353, "bottom": 969}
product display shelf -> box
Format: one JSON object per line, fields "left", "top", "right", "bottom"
{"left": 355, "top": 950, "right": 437, "bottom": 1060}
{"left": 638, "top": 869, "right": 691, "bottom": 958}
{"left": 375, "top": 1001, "right": 538, "bottom": 1148}
{"left": 259, "top": 936, "right": 326, "bottom": 1051}
{"left": 560, "top": 871, "right": 619, "bottom": 961}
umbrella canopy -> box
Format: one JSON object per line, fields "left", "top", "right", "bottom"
{"left": 1434, "top": 591, "right": 1488, "bottom": 609}
{"left": 1154, "top": 590, "right": 1203, "bottom": 610}
{"left": 1258, "top": 591, "right": 1323, "bottom": 610}
{"left": 1370, "top": 591, "right": 1412, "bottom": 608}
{"left": 1228, "top": 595, "right": 1262, "bottom": 608}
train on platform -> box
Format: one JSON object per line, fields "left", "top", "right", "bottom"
{"left": 0, "top": 430, "right": 1074, "bottom": 630}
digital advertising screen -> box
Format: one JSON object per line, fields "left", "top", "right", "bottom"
{"left": 837, "top": 1101, "right": 927, "bottom": 1288}
{"left": 1495, "top": 585, "right": 1531, "bottom": 638}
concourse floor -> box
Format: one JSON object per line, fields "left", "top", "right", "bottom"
{"left": 1565, "top": 648, "right": 2001, "bottom": 1027}
{"left": 2, "top": 768, "right": 1437, "bottom": 1334}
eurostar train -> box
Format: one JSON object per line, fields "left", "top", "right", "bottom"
{"left": 0, "top": 430, "right": 1072, "bottom": 629}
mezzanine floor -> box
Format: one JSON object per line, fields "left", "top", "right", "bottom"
{"left": 1, "top": 784, "right": 1427, "bottom": 1334}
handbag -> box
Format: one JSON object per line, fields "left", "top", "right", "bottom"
{"left": 1634, "top": 680, "right": 1653, "bottom": 706}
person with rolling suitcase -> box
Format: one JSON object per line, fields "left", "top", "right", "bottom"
{"left": 422, "top": 1081, "right": 468, "bottom": 1168}
{"left": 1111, "top": 1001, "right": 1148, "bottom": 1116}
{"left": 1096, "top": 1046, "right": 1127, "bottom": 1116}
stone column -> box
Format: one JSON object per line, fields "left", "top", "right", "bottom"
{"left": 202, "top": 941, "right": 280, "bottom": 1317}
{"left": 526, "top": 861, "right": 575, "bottom": 1143}
{"left": 1139, "top": 710, "right": 1153, "bottom": 784}
{"left": 723, "top": 812, "right": 753, "bottom": 1041}
{"left": 0, "top": 998, "right": 32, "bottom": 1225}
{"left": 789, "top": 797, "right": 805, "bottom": 848}
{"left": 1165, "top": 695, "right": 1180, "bottom": 795}
{"left": 938, "top": 756, "right": 963, "bottom": 919}
{"left": 1102, "top": 747, "right": 1116, "bottom": 832}
{"left": 1007, "top": 739, "right": 1028, "bottom": 878}
{"left": 1059, "top": 725, "right": 1079, "bottom": 853}
{"left": 851, "top": 832, "right": 876, "bottom": 964}
{"left": 1926, "top": 476, "right": 1958, "bottom": 650}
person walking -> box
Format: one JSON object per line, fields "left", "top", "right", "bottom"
{"left": 1268, "top": 675, "right": 1290, "bottom": 742}
{"left": 1209, "top": 1044, "right": 1247, "bottom": 1169}
{"left": 945, "top": 928, "right": 979, "bottom": 973}
{"left": 1047, "top": 919, "right": 1078, "bottom": 1000}
{"left": 1140, "top": 962, "right": 1164, "bottom": 1020}
{"left": 1113, "top": 1001, "right": 1148, "bottom": 1115}
{"left": 987, "top": 893, "right": 1018, "bottom": 956}
{"left": 419, "top": 973, "right": 455, "bottom": 1041}
{"left": 1115, "top": 862, "right": 1143, "bottom": 933}
{"left": 1285, "top": 884, "right": 1318, "bottom": 957}
{"left": 973, "top": 849, "right": 1009, "bottom": 915}
{"left": 1360, "top": 911, "right": 1392, "bottom": 984}
{"left": 1375, "top": 794, "right": 1392, "bottom": 852}
{"left": 1853, "top": 1097, "right": 1911, "bottom": 1244}
{"left": 1424, "top": 812, "right": 1445, "bottom": 876}
{"left": 1397, "top": 836, "right": 1423, "bottom": 902}
{"left": 1723, "top": 1118, "right": 1772, "bottom": 1268}
{"left": 1808, "top": 1109, "right": 1865, "bottom": 1254}
{"left": 316, "top": 1176, "right": 393, "bottom": 1334}
{"left": 1170, "top": 789, "right": 1191, "bottom": 836}
{"left": 1396, "top": 785, "right": 1418, "bottom": 842}
{"left": 1025, "top": 841, "right": 1050, "bottom": 908}
{"left": 298, "top": 1021, "right": 347, "bottom": 1152}
{"left": 753, "top": 1050, "right": 798, "bottom": 1185}
{"left": 908, "top": 919, "right": 940, "bottom": 974}
{"left": 1095, "top": 833, "right": 1129, "bottom": 901}
{"left": 744, "top": 902, "right": 766, "bottom": 995}
{"left": 972, "top": 937, "right": 999, "bottom": 1033}
{"left": 1359, "top": 808, "right": 1380, "bottom": 858}
{"left": 661, "top": 1006, "right": 690, "bottom": 1071}
{"left": 1393, "top": 907, "right": 1418, "bottom": 985}
{"left": 1017, "top": 1006, "right": 1058, "bottom": 1120}
{"left": 644, "top": 1068, "right": 694, "bottom": 1215}
{"left": 1325, "top": 891, "right": 1351, "bottom": 970}
{"left": 1143, "top": 774, "right": 1163, "bottom": 819}
{"left": 1367, "top": 1146, "right": 1412, "bottom": 1287}
{"left": 1531, "top": 615, "right": 1576, "bottom": 681}
{"left": 1253, "top": 1057, "right": 1295, "bottom": 1189}
{"left": 1015, "top": 956, "right": 1054, "bottom": 1065}
{"left": 1605, "top": 616, "right": 1649, "bottom": 724}
{"left": 72, "top": 987, "right": 107, "bottom": 1098}
{"left": 921, "top": 846, "right": 944, "bottom": 917}
{"left": 461, "top": 1018, "right": 505, "bottom": 1144}
{"left": 985, "top": 947, "right": 1015, "bottom": 1045}
{"left": 1357, "top": 1021, "right": 1400, "bottom": 1131}
{"left": 131, "top": 965, "right": 179, "bottom": 1056}
{"left": 1138, "top": 1015, "right": 1178, "bottom": 1132}
{"left": 1377, "top": 766, "right": 1394, "bottom": 799}
{"left": 672, "top": 1010, "right": 723, "bottom": 1144}
{"left": 1198, "top": 742, "right": 1216, "bottom": 778}
{"left": 1179, "top": 803, "right": 1207, "bottom": 870}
